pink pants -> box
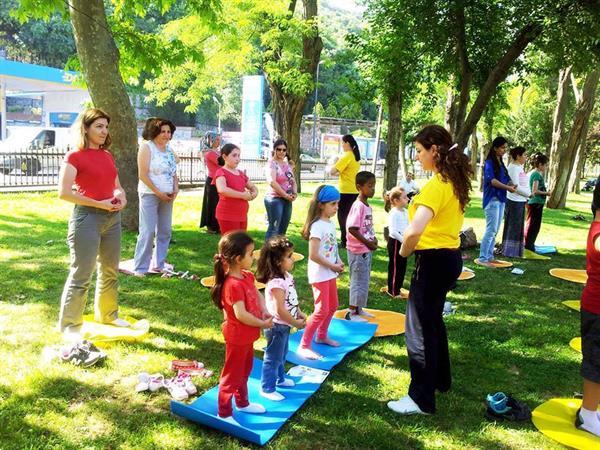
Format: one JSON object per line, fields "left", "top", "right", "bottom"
{"left": 300, "top": 278, "right": 339, "bottom": 348}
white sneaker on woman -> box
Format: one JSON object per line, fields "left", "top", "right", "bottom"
{"left": 387, "top": 395, "right": 429, "bottom": 415}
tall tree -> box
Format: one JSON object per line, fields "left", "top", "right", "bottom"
{"left": 349, "top": 0, "right": 424, "bottom": 190}
{"left": 413, "top": 0, "right": 599, "bottom": 150}
{"left": 547, "top": 69, "right": 599, "bottom": 208}
{"left": 258, "top": 0, "right": 322, "bottom": 188}
{"left": 15, "top": 0, "right": 218, "bottom": 229}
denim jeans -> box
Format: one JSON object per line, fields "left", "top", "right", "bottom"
{"left": 134, "top": 193, "right": 174, "bottom": 273}
{"left": 264, "top": 196, "right": 292, "bottom": 239}
{"left": 479, "top": 198, "right": 505, "bottom": 262}
{"left": 261, "top": 323, "right": 291, "bottom": 392}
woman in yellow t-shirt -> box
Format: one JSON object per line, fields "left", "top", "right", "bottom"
{"left": 387, "top": 125, "right": 473, "bottom": 416}
{"left": 329, "top": 134, "right": 361, "bottom": 247}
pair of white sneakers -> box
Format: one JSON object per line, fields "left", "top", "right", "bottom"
{"left": 135, "top": 371, "right": 197, "bottom": 401}
{"left": 260, "top": 378, "right": 296, "bottom": 402}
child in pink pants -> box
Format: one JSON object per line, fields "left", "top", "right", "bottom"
{"left": 299, "top": 185, "right": 344, "bottom": 360}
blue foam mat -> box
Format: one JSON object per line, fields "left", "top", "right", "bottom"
{"left": 535, "top": 245, "right": 557, "bottom": 254}
{"left": 286, "top": 317, "right": 378, "bottom": 370}
{"left": 171, "top": 358, "right": 329, "bottom": 446}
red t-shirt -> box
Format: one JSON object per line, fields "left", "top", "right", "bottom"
{"left": 221, "top": 270, "right": 262, "bottom": 344}
{"left": 204, "top": 150, "right": 220, "bottom": 179}
{"left": 582, "top": 221, "right": 600, "bottom": 314}
{"left": 64, "top": 148, "right": 118, "bottom": 200}
{"left": 213, "top": 168, "right": 249, "bottom": 221}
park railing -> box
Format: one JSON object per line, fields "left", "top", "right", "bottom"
{"left": 0, "top": 147, "right": 413, "bottom": 190}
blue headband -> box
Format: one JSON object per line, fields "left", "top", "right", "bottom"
{"left": 317, "top": 185, "right": 340, "bottom": 203}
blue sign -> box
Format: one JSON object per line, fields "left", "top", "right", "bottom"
{"left": 49, "top": 112, "right": 78, "bottom": 127}
{"left": 241, "top": 75, "right": 264, "bottom": 158}
{"left": 0, "top": 57, "right": 79, "bottom": 85}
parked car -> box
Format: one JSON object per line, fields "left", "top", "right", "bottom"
{"left": 300, "top": 154, "right": 319, "bottom": 172}
{"left": 583, "top": 178, "right": 598, "bottom": 192}
{"left": 0, "top": 127, "right": 73, "bottom": 175}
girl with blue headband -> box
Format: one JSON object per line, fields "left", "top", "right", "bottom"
{"left": 298, "top": 185, "right": 345, "bottom": 360}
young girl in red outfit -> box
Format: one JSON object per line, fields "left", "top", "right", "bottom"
{"left": 213, "top": 144, "right": 259, "bottom": 233}
{"left": 211, "top": 231, "right": 273, "bottom": 419}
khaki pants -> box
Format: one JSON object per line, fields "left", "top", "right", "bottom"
{"left": 58, "top": 205, "right": 121, "bottom": 333}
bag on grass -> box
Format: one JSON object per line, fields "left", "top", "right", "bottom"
{"left": 459, "top": 227, "right": 477, "bottom": 250}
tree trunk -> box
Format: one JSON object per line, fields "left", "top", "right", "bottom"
{"left": 547, "top": 67, "right": 572, "bottom": 190}
{"left": 269, "top": 82, "right": 305, "bottom": 187}
{"left": 455, "top": 23, "right": 543, "bottom": 149}
{"left": 266, "top": 0, "right": 323, "bottom": 193}
{"left": 570, "top": 148, "right": 586, "bottom": 194}
{"left": 445, "top": 81, "right": 457, "bottom": 135}
{"left": 69, "top": 0, "right": 139, "bottom": 230}
{"left": 385, "top": 91, "right": 403, "bottom": 190}
{"left": 453, "top": 4, "right": 471, "bottom": 138}
{"left": 479, "top": 113, "right": 493, "bottom": 191}
{"left": 469, "top": 125, "right": 479, "bottom": 175}
{"left": 548, "top": 69, "right": 599, "bottom": 208}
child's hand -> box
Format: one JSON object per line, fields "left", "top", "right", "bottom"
{"left": 293, "top": 318, "right": 306, "bottom": 329}
{"left": 331, "top": 262, "right": 344, "bottom": 273}
{"left": 367, "top": 238, "right": 378, "bottom": 250}
{"left": 262, "top": 317, "right": 273, "bottom": 329}
{"left": 262, "top": 311, "right": 273, "bottom": 320}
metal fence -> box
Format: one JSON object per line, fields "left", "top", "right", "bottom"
{"left": 0, "top": 147, "right": 405, "bottom": 190}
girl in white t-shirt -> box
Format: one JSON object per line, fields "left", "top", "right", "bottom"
{"left": 384, "top": 186, "right": 410, "bottom": 297}
{"left": 256, "top": 236, "right": 306, "bottom": 401}
{"left": 299, "top": 185, "right": 344, "bottom": 360}
{"left": 501, "top": 146, "right": 531, "bottom": 258}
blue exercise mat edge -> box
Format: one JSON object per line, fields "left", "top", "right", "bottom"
{"left": 535, "top": 245, "right": 557, "bottom": 255}
{"left": 286, "top": 317, "right": 379, "bottom": 370}
{"left": 171, "top": 358, "right": 330, "bottom": 446}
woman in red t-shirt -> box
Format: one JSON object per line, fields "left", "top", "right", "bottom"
{"left": 199, "top": 131, "right": 221, "bottom": 234}
{"left": 57, "top": 108, "right": 130, "bottom": 343}
{"left": 576, "top": 179, "right": 600, "bottom": 437}
{"left": 211, "top": 231, "right": 273, "bottom": 418}
{"left": 213, "top": 143, "right": 258, "bottom": 233}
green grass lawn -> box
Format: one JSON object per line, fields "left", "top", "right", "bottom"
{"left": 0, "top": 183, "right": 594, "bottom": 449}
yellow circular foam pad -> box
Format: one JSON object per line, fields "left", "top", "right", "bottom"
{"left": 562, "top": 300, "right": 581, "bottom": 312}
{"left": 569, "top": 337, "right": 582, "bottom": 353}
{"left": 474, "top": 258, "right": 513, "bottom": 268}
{"left": 252, "top": 250, "right": 304, "bottom": 262}
{"left": 523, "top": 249, "right": 551, "bottom": 260}
{"left": 333, "top": 308, "right": 405, "bottom": 337}
{"left": 458, "top": 271, "right": 475, "bottom": 281}
{"left": 379, "top": 286, "right": 409, "bottom": 299}
{"left": 549, "top": 268, "right": 588, "bottom": 284}
{"left": 532, "top": 398, "right": 600, "bottom": 450}
{"left": 200, "top": 275, "right": 266, "bottom": 290}
{"left": 81, "top": 315, "right": 150, "bottom": 342}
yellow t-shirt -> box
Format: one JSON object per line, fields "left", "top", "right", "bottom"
{"left": 334, "top": 151, "right": 360, "bottom": 194}
{"left": 408, "top": 173, "right": 464, "bottom": 250}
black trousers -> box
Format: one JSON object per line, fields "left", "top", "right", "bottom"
{"left": 387, "top": 237, "right": 407, "bottom": 296}
{"left": 199, "top": 176, "right": 220, "bottom": 233}
{"left": 337, "top": 193, "right": 358, "bottom": 247}
{"left": 524, "top": 203, "right": 544, "bottom": 251}
{"left": 405, "top": 248, "right": 462, "bottom": 414}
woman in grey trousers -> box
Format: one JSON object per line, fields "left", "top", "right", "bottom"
{"left": 57, "top": 108, "right": 129, "bottom": 342}
{"left": 133, "top": 118, "right": 178, "bottom": 276}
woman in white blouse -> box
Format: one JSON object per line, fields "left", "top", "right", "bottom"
{"left": 501, "top": 146, "right": 531, "bottom": 258}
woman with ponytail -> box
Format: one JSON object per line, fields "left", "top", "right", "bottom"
{"left": 210, "top": 231, "right": 273, "bottom": 418}
{"left": 478, "top": 137, "right": 516, "bottom": 265}
{"left": 387, "top": 125, "right": 473, "bottom": 416}
{"left": 330, "top": 134, "right": 361, "bottom": 248}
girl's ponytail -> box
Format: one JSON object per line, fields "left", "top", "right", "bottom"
{"left": 210, "top": 254, "right": 227, "bottom": 309}
{"left": 210, "top": 231, "right": 255, "bottom": 309}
